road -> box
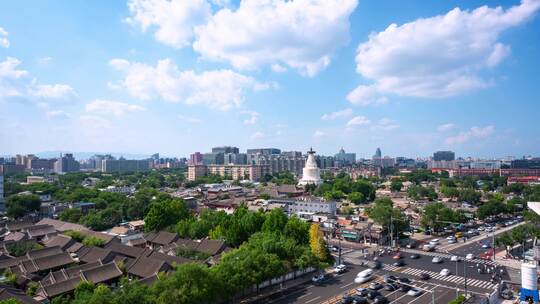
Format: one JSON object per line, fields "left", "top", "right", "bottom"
{"left": 261, "top": 250, "right": 499, "bottom": 304}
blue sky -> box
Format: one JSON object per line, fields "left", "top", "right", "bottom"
{"left": 1, "top": 0, "right": 539, "bottom": 159}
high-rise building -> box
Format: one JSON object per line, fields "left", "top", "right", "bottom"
{"left": 54, "top": 154, "right": 80, "bottom": 173}
{"left": 511, "top": 158, "right": 540, "bottom": 169}
{"left": 211, "top": 146, "right": 239, "bottom": 154}
{"left": 433, "top": 151, "right": 455, "bottom": 161}
{"left": 102, "top": 158, "right": 150, "bottom": 172}
{"left": 374, "top": 148, "right": 382, "bottom": 159}
{"left": 224, "top": 153, "right": 247, "bottom": 165}
{"left": 246, "top": 148, "right": 281, "bottom": 155}
{"left": 189, "top": 152, "right": 203, "bottom": 165}
{"left": 334, "top": 148, "right": 356, "bottom": 166}
{"left": 202, "top": 152, "right": 225, "bottom": 165}
{"left": 0, "top": 174, "right": 5, "bottom": 213}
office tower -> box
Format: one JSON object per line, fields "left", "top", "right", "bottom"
{"left": 189, "top": 152, "right": 203, "bottom": 165}
{"left": 334, "top": 148, "right": 356, "bottom": 166}
{"left": 246, "top": 148, "right": 281, "bottom": 155}
{"left": 54, "top": 153, "right": 80, "bottom": 173}
{"left": 433, "top": 151, "right": 455, "bottom": 161}
{"left": 211, "top": 146, "right": 239, "bottom": 154}
{"left": 102, "top": 158, "right": 151, "bottom": 172}
{"left": 374, "top": 148, "right": 382, "bottom": 159}
{"left": 202, "top": 152, "right": 225, "bottom": 165}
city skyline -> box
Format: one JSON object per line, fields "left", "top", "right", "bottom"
{"left": 1, "top": 0, "right": 540, "bottom": 158}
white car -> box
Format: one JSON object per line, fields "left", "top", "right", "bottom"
{"left": 440, "top": 269, "right": 451, "bottom": 276}
{"left": 450, "top": 256, "right": 460, "bottom": 262}
{"left": 357, "top": 269, "right": 373, "bottom": 277}
{"left": 447, "top": 239, "right": 457, "bottom": 244}
{"left": 432, "top": 257, "right": 443, "bottom": 263}
{"left": 429, "top": 239, "right": 440, "bottom": 245}
{"left": 466, "top": 253, "right": 474, "bottom": 260}
{"left": 446, "top": 236, "right": 456, "bottom": 240}
{"left": 334, "top": 264, "right": 347, "bottom": 274}
{"left": 407, "top": 288, "right": 423, "bottom": 296}
{"left": 477, "top": 227, "right": 485, "bottom": 231}
{"left": 354, "top": 273, "right": 373, "bottom": 284}
{"left": 482, "top": 243, "right": 491, "bottom": 249}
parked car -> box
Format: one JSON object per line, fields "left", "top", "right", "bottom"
{"left": 373, "top": 295, "right": 388, "bottom": 304}
{"left": 384, "top": 283, "right": 397, "bottom": 291}
{"left": 367, "top": 290, "right": 381, "bottom": 300}
{"left": 356, "top": 288, "right": 369, "bottom": 297}
{"left": 410, "top": 253, "right": 420, "bottom": 259}
{"left": 431, "top": 257, "right": 443, "bottom": 263}
{"left": 334, "top": 264, "right": 347, "bottom": 274}
{"left": 400, "top": 284, "right": 411, "bottom": 292}
{"left": 466, "top": 253, "right": 474, "bottom": 260}
{"left": 420, "top": 272, "right": 430, "bottom": 280}
{"left": 440, "top": 269, "right": 451, "bottom": 276}
{"left": 370, "top": 282, "right": 383, "bottom": 290}
{"left": 450, "top": 256, "right": 460, "bottom": 262}
{"left": 384, "top": 275, "right": 397, "bottom": 283}
{"left": 407, "top": 288, "right": 423, "bottom": 297}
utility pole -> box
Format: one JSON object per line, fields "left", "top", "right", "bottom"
{"left": 464, "top": 259, "right": 468, "bottom": 297}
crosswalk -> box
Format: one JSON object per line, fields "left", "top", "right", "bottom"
{"left": 400, "top": 267, "right": 497, "bottom": 290}
{"left": 400, "top": 248, "right": 497, "bottom": 266}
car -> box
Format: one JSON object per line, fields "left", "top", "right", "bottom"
{"left": 383, "top": 275, "right": 397, "bottom": 283}
{"left": 423, "top": 244, "right": 435, "bottom": 252}
{"left": 352, "top": 296, "right": 368, "bottom": 304}
{"left": 450, "top": 255, "right": 460, "bottom": 262}
{"left": 367, "top": 290, "right": 381, "bottom": 300}
{"left": 354, "top": 274, "right": 373, "bottom": 284}
{"left": 398, "top": 277, "right": 411, "bottom": 284}
{"left": 357, "top": 269, "right": 373, "bottom": 277}
{"left": 466, "top": 253, "right": 474, "bottom": 260}
{"left": 477, "top": 226, "right": 485, "bottom": 231}
{"left": 406, "top": 241, "right": 417, "bottom": 249}
{"left": 341, "top": 295, "right": 367, "bottom": 304}
{"left": 431, "top": 257, "right": 443, "bottom": 263}
{"left": 373, "top": 295, "right": 388, "bottom": 304}
{"left": 392, "top": 252, "right": 403, "bottom": 260}
{"left": 312, "top": 274, "right": 327, "bottom": 284}
{"left": 482, "top": 243, "right": 491, "bottom": 249}
{"left": 407, "top": 288, "right": 423, "bottom": 297}
{"left": 340, "top": 295, "right": 355, "bottom": 304}
{"left": 455, "top": 232, "right": 464, "bottom": 238}
{"left": 429, "top": 239, "right": 440, "bottom": 245}
{"left": 440, "top": 269, "right": 451, "bottom": 276}
{"left": 419, "top": 272, "right": 430, "bottom": 280}
{"left": 410, "top": 253, "right": 420, "bottom": 259}
{"left": 334, "top": 264, "right": 347, "bottom": 274}
{"left": 356, "top": 288, "right": 369, "bottom": 297}
{"left": 447, "top": 239, "right": 457, "bottom": 244}
{"left": 446, "top": 235, "right": 456, "bottom": 240}
{"left": 383, "top": 283, "right": 397, "bottom": 291}
{"left": 371, "top": 261, "right": 382, "bottom": 269}
{"left": 370, "top": 282, "right": 383, "bottom": 290}
{"left": 393, "top": 260, "right": 405, "bottom": 267}
{"left": 400, "top": 284, "right": 411, "bottom": 292}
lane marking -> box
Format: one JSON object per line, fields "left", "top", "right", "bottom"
{"left": 298, "top": 292, "right": 312, "bottom": 299}
{"left": 305, "top": 296, "right": 321, "bottom": 303}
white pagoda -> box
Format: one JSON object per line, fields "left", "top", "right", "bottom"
{"left": 298, "top": 148, "right": 323, "bottom": 186}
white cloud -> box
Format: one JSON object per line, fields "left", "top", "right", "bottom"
{"left": 178, "top": 114, "right": 202, "bottom": 123}
{"left": 0, "top": 57, "right": 75, "bottom": 100}
{"left": 445, "top": 125, "right": 495, "bottom": 145}
{"left": 30, "top": 84, "right": 76, "bottom": 99}
{"left": 346, "top": 116, "right": 371, "bottom": 126}
{"left": 437, "top": 123, "right": 455, "bottom": 132}
{"left": 271, "top": 64, "right": 287, "bottom": 73}
{"left": 313, "top": 130, "right": 327, "bottom": 138}
{"left": 374, "top": 118, "right": 399, "bottom": 131}
{"left": 346, "top": 84, "right": 388, "bottom": 106}
{"left": 85, "top": 100, "right": 146, "bottom": 117}
{"left": 126, "top": 0, "right": 211, "bottom": 48}
{"left": 46, "top": 110, "right": 71, "bottom": 119}
{"left": 0, "top": 27, "right": 9, "bottom": 48}
{"left": 109, "top": 58, "right": 270, "bottom": 110}
{"left": 193, "top": 0, "right": 358, "bottom": 77}
{"left": 242, "top": 111, "right": 259, "bottom": 125}
{"left": 350, "top": 0, "right": 540, "bottom": 102}
{"left": 250, "top": 131, "right": 265, "bottom": 140}
{"left": 321, "top": 108, "right": 353, "bottom": 121}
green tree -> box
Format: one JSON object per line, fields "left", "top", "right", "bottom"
{"left": 390, "top": 180, "right": 403, "bottom": 192}
{"left": 59, "top": 208, "right": 83, "bottom": 223}
{"left": 144, "top": 198, "right": 190, "bottom": 232}
{"left": 366, "top": 198, "right": 409, "bottom": 235}
{"left": 262, "top": 208, "right": 288, "bottom": 233}
{"left": 6, "top": 194, "right": 41, "bottom": 218}
{"left": 348, "top": 192, "right": 365, "bottom": 205}
{"left": 82, "top": 236, "right": 106, "bottom": 247}
{"left": 284, "top": 216, "right": 310, "bottom": 245}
